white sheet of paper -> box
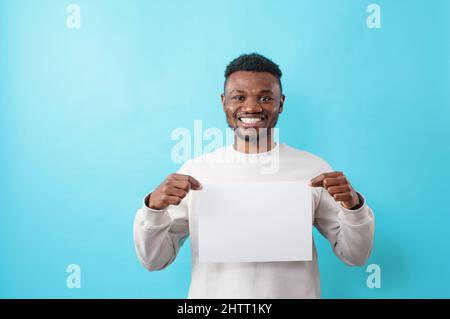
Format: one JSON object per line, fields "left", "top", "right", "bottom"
{"left": 197, "top": 181, "right": 312, "bottom": 263}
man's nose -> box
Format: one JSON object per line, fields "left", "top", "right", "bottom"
{"left": 241, "top": 99, "right": 263, "bottom": 113}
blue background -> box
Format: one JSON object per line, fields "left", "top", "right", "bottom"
{"left": 1, "top": 0, "right": 449, "bottom": 298}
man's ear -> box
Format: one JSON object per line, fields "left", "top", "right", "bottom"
{"left": 221, "top": 93, "right": 226, "bottom": 111}
{"left": 278, "top": 94, "right": 285, "bottom": 114}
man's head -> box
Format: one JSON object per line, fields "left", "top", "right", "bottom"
{"left": 221, "top": 53, "right": 285, "bottom": 142}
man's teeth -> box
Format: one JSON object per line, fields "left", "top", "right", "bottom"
{"left": 239, "top": 118, "right": 263, "bottom": 124}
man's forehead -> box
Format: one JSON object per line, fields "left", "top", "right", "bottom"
{"left": 225, "top": 71, "right": 280, "bottom": 93}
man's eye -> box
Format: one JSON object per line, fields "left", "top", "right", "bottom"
{"left": 232, "top": 95, "right": 245, "bottom": 102}
{"left": 260, "top": 96, "right": 273, "bottom": 103}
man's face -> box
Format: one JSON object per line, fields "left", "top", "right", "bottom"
{"left": 221, "top": 71, "right": 285, "bottom": 141}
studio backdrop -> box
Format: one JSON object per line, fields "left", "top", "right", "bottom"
{"left": 0, "top": 0, "right": 449, "bottom": 298}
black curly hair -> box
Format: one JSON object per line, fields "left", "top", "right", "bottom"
{"left": 224, "top": 53, "right": 283, "bottom": 93}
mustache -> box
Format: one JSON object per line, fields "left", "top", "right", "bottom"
{"left": 233, "top": 111, "right": 266, "bottom": 118}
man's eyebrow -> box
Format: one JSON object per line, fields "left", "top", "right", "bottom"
{"left": 259, "top": 89, "right": 275, "bottom": 94}
{"left": 228, "top": 89, "right": 246, "bottom": 94}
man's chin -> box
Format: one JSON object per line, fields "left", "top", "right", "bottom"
{"left": 235, "top": 127, "right": 269, "bottom": 141}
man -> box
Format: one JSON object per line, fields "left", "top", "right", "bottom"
{"left": 133, "top": 53, "right": 375, "bottom": 298}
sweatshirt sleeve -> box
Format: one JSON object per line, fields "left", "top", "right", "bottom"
{"left": 133, "top": 167, "right": 191, "bottom": 271}
{"left": 313, "top": 166, "right": 375, "bottom": 267}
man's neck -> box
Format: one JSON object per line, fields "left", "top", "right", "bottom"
{"left": 233, "top": 134, "right": 275, "bottom": 154}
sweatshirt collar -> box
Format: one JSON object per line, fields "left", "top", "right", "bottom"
{"left": 228, "top": 142, "right": 281, "bottom": 158}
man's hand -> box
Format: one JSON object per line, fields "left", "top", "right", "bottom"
{"left": 309, "top": 171, "right": 362, "bottom": 210}
{"left": 147, "top": 174, "right": 202, "bottom": 210}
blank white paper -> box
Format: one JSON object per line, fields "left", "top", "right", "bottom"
{"left": 196, "top": 181, "right": 312, "bottom": 263}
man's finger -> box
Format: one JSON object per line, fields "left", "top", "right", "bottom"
{"left": 333, "top": 192, "right": 353, "bottom": 202}
{"left": 327, "top": 185, "right": 350, "bottom": 195}
{"left": 323, "top": 176, "right": 346, "bottom": 188}
{"left": 169, "top": 179, "right": 191, "bottom": 191}
{"left": 309, "top": 171, "right": 343, "bottom": 187}
{"left": 166, "top": 186, "right": 188, "bottom": 198}
{"left": 187, "top": 176, "right": 202, "bottom": 190}
{"left": 171, "top": 174, "right": 202, "bottom": 190}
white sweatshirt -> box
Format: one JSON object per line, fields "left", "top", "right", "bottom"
{"left": 133, "top": 143, "right": 375, "bottom": 299}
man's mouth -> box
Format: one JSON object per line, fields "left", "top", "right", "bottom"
{"left": 237, "top": 115, "right": 265, "bottom": 127}
{"left": 239, "top": 117, "right": 263, "bottom": 124}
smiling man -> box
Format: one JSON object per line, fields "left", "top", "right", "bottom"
{"left": 133, "top": 53, "right": 375, "bottom": 298}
